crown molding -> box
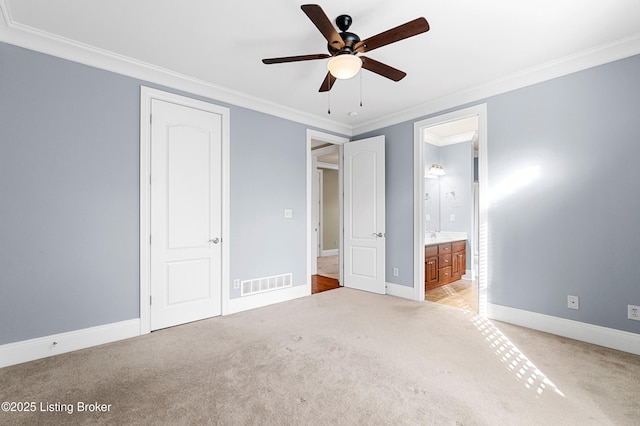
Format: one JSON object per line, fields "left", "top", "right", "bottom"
{"left": 352, "top": 33, "right": 640, "bottom": 136}
{"left": 2, "top": 0, "right": 640, "bottom": 139}
{"left": 0, "top": 0, "right": 7, "bottom": 27}
{"left": 0, "top": 3, "right": 352, "bottom": 137}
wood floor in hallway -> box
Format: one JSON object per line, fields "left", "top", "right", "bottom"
{"left": 312, "top": 272, "right": 477, "bottom": 313}
{"left": 312, "top": 275, "right": 340, "bottom": 294}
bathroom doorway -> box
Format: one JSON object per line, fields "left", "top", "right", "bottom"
{"left": 413, "top": 104, "right": 488, "bottom": 315}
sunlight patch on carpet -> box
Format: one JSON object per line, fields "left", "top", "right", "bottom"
{"left": 471, "top": 314, "right": 565, "bottom": 398}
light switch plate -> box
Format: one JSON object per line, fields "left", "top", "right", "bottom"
{"left": 284, "top": 209, "right": 293, "bottom": 219}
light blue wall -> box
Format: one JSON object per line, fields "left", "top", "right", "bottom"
{"left": 0, "top": 42, "right": 141, "bottom": 344}
{"left": 0, "top": 41, "right": 322, "bottom": 344}
{"left": 228, "top": 107, "right": 308, "bottom": 297}
{"left": 486, "top": 55, "right": 640, "bottom": 333}
{"left": 359, "top": 54, "right": 640, "bottom": 334}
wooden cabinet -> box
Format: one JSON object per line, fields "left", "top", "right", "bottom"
{"left": 451, "top": 241, "right": 466, "bottom": 282}
{"left": 451, "top": 256, "right": 464, "bottom": 281}
{"left": 425, "top": 240, "right": 466, "bottom": 291}
{"left": 425, "top": 245, "right": 438, "bottom": 288}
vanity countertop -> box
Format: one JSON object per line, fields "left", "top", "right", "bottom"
{"left": 425, "top": 237, "right": 466, "bottom": 246}
{"left": 425, "top": 232, "right": 467, "bottom": 246}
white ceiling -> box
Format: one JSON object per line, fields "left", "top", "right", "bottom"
{"left": 2, "top": 1, "right": 640, "bottom": 135}
{"left": 424, "top": 116, "right": 478, "bottom": 146}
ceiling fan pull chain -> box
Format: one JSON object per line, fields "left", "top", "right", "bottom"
{"left": 327, "top": 88, "right": 331, "bottom": 114}
{"left": 360, "top": 69, "right": 363, "bottom": 107}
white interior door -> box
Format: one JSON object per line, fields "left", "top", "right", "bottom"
{"left": 150, "top": 99, "right": 222, "bottom": 330}
{"left": 343, "top": 136, "right": 386, "bottom": 294}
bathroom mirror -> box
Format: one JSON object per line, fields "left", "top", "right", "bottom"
{"left": 422, "top": 117, "right": 478, "bottom": 238}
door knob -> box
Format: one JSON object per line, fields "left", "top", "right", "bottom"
{"left": 372, "top": 232, "right": 384, "bottom": 238}
{"left": 209, "top": 238, "right": 220, "bottom": 244}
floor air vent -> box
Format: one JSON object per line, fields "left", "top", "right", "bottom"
{"left": 241, "top": 273, "right": 292, "bottom": 297}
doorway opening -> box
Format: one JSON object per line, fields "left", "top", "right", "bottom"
{"left": 315, "top": 145, "right": 340, "bottom": 279}
{"left": 306, "top": 130, "right": 348, "bottom": 294}
{"left": 413, "top": 104, "right": 488, "bottom": 315}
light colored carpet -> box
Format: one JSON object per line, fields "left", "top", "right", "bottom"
{"left": 1, "top": 288, "right": 639, "bottom": 425}
{"left": 317, "top": 255, "right": 338, "bottom": 279}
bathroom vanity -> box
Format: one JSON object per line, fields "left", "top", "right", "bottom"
{"left": 425, "top": 238, "right": 466, "bottom": 290}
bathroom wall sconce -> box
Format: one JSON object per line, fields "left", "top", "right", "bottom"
{"left": 429, "top": 164, "right": 445, "bottom": 176}
{"left": 446, "top": 191, "right": 456, "bottom": 200}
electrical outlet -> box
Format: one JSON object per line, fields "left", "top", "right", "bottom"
{"left": 233, "top": 279, "right": 240, "bottom": 290}
{"left": 392, "top": 267, "right": 399, "bottom": 277}
{"left": 567, "top": 295, "right": 579, "bottom": 310}
{"left": 628, "top": 305, "right": 640, "bottom": 321}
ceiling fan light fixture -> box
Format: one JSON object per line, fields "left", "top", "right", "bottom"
{"left": 327, "top": 54, "right": 362, "bottom": 79}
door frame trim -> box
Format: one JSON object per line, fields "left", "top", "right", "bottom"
{"left": 140, "top": 86, "right": 230, "bottom": 335}
{"left": 413, "top": 104, "right": 488, "bottom": 315}
{"left": 306, "top": 129, "right": 348, "bottom": 287}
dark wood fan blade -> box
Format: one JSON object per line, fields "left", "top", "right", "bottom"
{"left": 361, "top": 56, "right": 406, "bottom": 81}
{"left": 355, "top": 17, "right": 429, "bottom": 53}
{"left": 262, "top": 54, "right": 330, "bottom": 64}
{"left": 318, "top": 71, "right": 337, "bottom": 92}
{"left": 301, "top": 4, "right": 345, "bottom": 50}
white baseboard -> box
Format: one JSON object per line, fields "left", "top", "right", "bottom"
{"left": 320, "top": 249, "right": 339, "bottom": 257}
{"left": 386, "top": 282, "right": 415, "bottom": 300}
{"left": 0, "top": 319, "right": 141, "bottom": 368}
{"left": 226, "top": 284, "right": 311, "bottom": 315}
{"left": 487, "top": 303, "right": 640, "bottom": 356}
{"left": 1, "top": 286, "right": 311, "bottom": 368}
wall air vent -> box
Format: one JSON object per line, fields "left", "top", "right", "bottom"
{"left": 241, "top": 273, "right": 292, "bottom": 297}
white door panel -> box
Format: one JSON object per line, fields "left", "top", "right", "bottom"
{"left": 166, "top": 259, "right": 211, "bottom": 304}
{"left": 351, "top": 246, "right": 377, "bottom": 278}
{"left": 150, "top": 99, "right": 222, "bottom": 330}
{"left": 167, "top": 126, "right": 211, "bottom": 249}
{"left": 343, "top": 136, "right": 385, "bottom": 294}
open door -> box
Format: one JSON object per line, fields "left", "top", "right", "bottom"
{"left": 343, "top": 136, "right": 386, "bottom": 294}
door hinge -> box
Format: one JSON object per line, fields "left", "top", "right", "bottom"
{"left": 150, "top": 295, "right": 152, "bottom": 305}
{"left": 150, "top": 114, "right": 152, "bottom": 125}
{"left": 149, "top": 235, "right": 152, "bottom": 245}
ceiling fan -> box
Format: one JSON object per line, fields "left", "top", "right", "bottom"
{"left": 262, "top": 4, "right": 430, "bottom": 92}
